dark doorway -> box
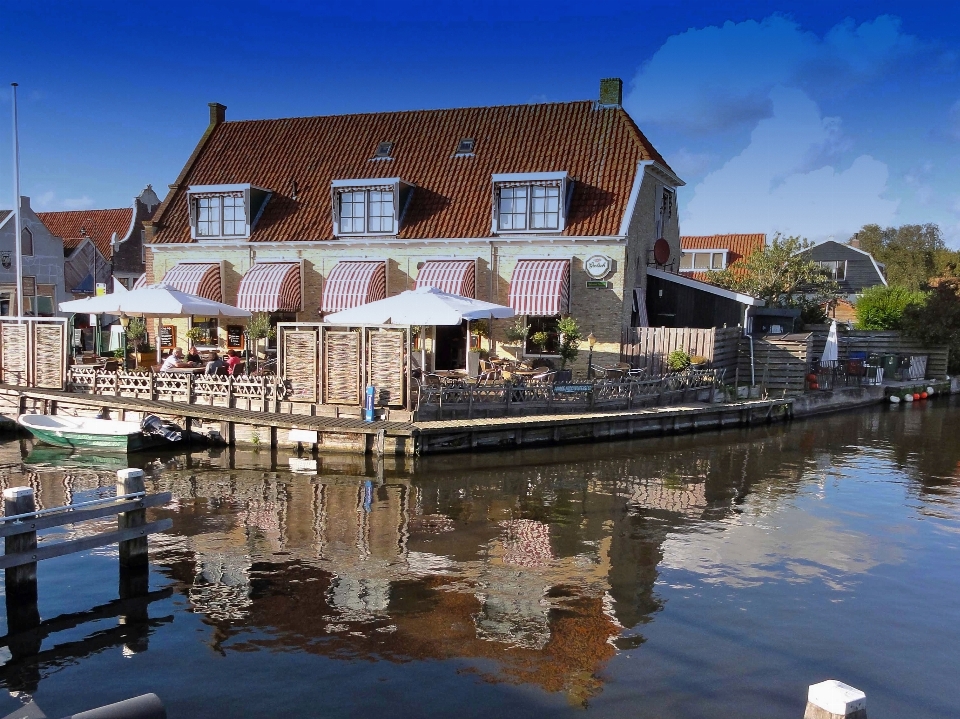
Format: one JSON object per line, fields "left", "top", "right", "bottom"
{"left": 434, "top": 323, "right": 467, "bottom": 370}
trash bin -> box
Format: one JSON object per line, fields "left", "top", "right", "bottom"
{"left": 880, "top": 354, "right": 897, "bottom": 380}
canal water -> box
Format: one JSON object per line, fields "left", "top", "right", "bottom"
{"left": 0, "top": 398, "right": 958, "bottom": 719}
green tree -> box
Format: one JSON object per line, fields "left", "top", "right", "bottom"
{"left": 902, "top": 276, "right": 960, "bottom": 373}
{"left": 711, "top": 233, "right": 840, "bottom": 324}
{"left": 854, "top": 285, "right": 927, "bottom": 330}
{"left": 852, "top": 223, "right": 956, "bottom": 291}
{"left": 555, "top": 316, "right": 582, "bottom": 369}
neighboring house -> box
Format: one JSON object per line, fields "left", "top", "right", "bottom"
{"left": 679, "top": 233, "right": 766, "bottom": 284}
{"left": 799, "top": 239, "right": 887, "bottom": 324}
{"left": 38, "top": 185, "right": 161, "bottom": 296}
{"left": 0, "top": 197, "right": 67, "bottom": 317}
{"left": 143, "top": 79, "right": 684, "bottom": 369}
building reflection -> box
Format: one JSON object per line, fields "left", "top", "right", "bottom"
{"left": 2, "top": 398, "right": 960, "bottom": 702}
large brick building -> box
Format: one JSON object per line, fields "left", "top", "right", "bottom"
{"left": 144, "top": 79, "right": 683, "bottom": 370}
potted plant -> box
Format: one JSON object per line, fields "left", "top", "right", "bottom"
{"left": 185, "top": 326, "right": 209, "bottom": 347}
{"left": 689, "top": 354, "right": 708, "bottom": 368}
{"left": 530, "top": 331, "right": 550, "bottom": 357}
{"left": 244, "top": 312, "right": 276, "bottom": 372}
{"left": 124, "top": 317, "right": 150, "bottom": 366}
{"left": 666, "top": 349, "right": 690, "bottom": 373}
{"left": 555, "top": 315, "right": 582, "bottom": 382}
{"left": 504, "top": 318, "right": 528, "bottom": 347}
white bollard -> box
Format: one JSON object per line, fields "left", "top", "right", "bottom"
{"left": 117, "top": 468, "right": 145, "bottom": 482}
{"left": 804, "top": 680, "right": 866, "bottom": 718}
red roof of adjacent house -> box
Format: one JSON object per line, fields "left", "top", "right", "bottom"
{"left": 38, "top": 208, "right": 133, "bottom": 258}
{"left": 152, "top": 101, "right": 675, "bottom": 244}
{"left": 680, "top": 233, "right": 765, "bottom": 284}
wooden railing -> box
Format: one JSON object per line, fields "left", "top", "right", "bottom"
{"left": 415, "top": 369, "right": 725, "bottom": 420}
{"left": 66, "top": 367, "right": 290, "bottom": 408}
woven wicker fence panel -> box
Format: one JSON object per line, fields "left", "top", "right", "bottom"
{"left": 282, "top": 330, "right": 318, "bottom": 402}
{"left": 1, "top": 323, "right": 28, "bottom": 385}
{"left": 34, "top": 323, "right": 64, "bottom": 389}
{"left": 324, "top": 331, "right": 361, "bottom": 405}
{"left": 368, "top": 330, "right": 405, "bottom": 407}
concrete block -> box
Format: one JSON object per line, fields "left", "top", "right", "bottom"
{"left": 807, "top": 680, "right": 866, "bottom": 716}
{"left": 3, "top": 487, "right": 33, "bottom": 500}
{"left": 288, "top": 458, "right": 317, "bottom": 473}
{"left": 288, "top": 428, "right": 318, "bottom": 443}
{"left": 117, "top": 468, "right": 145, "bottom": 481}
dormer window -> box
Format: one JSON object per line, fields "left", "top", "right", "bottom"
{"left": 331, "top": 178, "right": 413, "bottom": 237}
{"left": 492, "top": 172, "right": 570, "bottom": 234}
{"left": 187, "top": 183, "right": 271, "bottom": 241}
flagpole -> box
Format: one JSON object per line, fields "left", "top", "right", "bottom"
{"left": 11, "top": 83, "right": 24, "bottom": 321}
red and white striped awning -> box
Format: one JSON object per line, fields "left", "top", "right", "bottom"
{"left": 508, "top": 259, "right": 570, "bottom": 316}
{"left": 133, "top": 273, "right": 148, "bottom": 290}
{"left": 236, "top": 263, "right": 302, "bottom": 312}
{"left": 321, "top": 261, "right": 386, "bottom": 313}
{"left": 160, "top": 262, "right": 222, "bottom": 301}
{"left": 415, "top": 260, "right": 475, "bottom": 297}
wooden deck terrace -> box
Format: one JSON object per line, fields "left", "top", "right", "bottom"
{"left": 0, "top": 384, "right": 794, "bottom": 456}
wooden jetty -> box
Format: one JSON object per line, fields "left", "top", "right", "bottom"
{"left": 0, "top": 382, "right": 793, "bottom": 455}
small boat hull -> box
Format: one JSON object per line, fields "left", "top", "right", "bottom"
{"left": 17, "top": 415, "right": 178, "bottom": 453}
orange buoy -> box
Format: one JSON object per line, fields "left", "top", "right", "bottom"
{"left": 913, "top": 393, "right": 921, "bottom": 400}
{"left": 920, "top": 392, "right": 928, "bottom": 399}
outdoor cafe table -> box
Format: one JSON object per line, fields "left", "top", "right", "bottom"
{"left": 163, "top": 366, "right": 207, "bottom": 374}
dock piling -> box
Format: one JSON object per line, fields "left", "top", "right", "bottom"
{"left": 116, "top": 469, "right": 147, "bottom": 569}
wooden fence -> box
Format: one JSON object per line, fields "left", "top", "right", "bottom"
{"left": 738, "top": 334, "right": 812, "bottom": 394}
{"left": 621, "top": 326, "right": 741, "bottom": 375}
{"left": 0, "top": 318, "right": 68, "bottom": 389}
{"left": 278, "top": 323, "right": 412, "bottom": 410}
{"left": 808, "top": 329, "right": 949, "bottom": 379}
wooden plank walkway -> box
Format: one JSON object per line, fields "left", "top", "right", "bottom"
{"left": 0, "top": 384, "right": 416, "bottom": 436}
{"left": 413, "top": 398, "right": 793, "bottom": 433}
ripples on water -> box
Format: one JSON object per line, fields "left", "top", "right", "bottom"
{"left": 0, "top": 399, "right": 959, "bottom": 718}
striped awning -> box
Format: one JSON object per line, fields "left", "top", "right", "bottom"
{"left": 415, "top": 260, "right": 475, "bottom": 297}
{"left": 161, "top": 262, "right": 222, "bottom": 301}
{"left": 133, "top": 273, "right": 148, "bottom": 290}
{"left": 237, "top": 263, "right": 302, "bottom": 312}
{"left": 508, "top": 259, "right": 570, "bottom": 316}
{"left": 321, "top": 261, "right": 386, "bottom": 313}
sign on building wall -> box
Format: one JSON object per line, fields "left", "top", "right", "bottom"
{"left": 584, "top": 254, "right": 613, "bottom": 279}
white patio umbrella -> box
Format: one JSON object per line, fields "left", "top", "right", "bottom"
{"left": 324, "top": 286, "right": 515, "bottom": 374}
{"left": 821, "top": 320, "right": 839, "bottom": 363}
{"left": 59, "top": 283, "right": 251, "bottom": 318}
{"left": 60, "top": 283, "right": 251, "bottom": 364}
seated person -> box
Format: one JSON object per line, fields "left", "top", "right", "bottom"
{"left": 186, "top": 345, "right": 203, "bottom": 365}
{"left": 205, "top": 350, "right": 225, "bottom": 375}
{"left": 225, "top": 350, "right": 244, "bottom": 376}
{"left": 160, "top": 347, "right": 189, "bottom": 371}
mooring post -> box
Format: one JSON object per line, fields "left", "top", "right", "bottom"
{"left": 117, "top": 468, "right": 148, "bottom": 569}
{"left": 4, "top": 486, "right": 41, "bottom": 641}
{"left": 804, "top": 680, "right": 866, "bottom": 719}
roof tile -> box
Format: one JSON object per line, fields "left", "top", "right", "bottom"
{"left": 38, "top": 208, "right": 133, "bottom": 258}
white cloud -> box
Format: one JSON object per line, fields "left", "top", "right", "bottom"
{"left": 665, "top": 148, "right": 714, "bottom": 177}
{"left": 681, "top": 87, "right": 897, "bottom": 241}
{"left": 625, "top": 14, "right": 917, "bottom": 134}
{"left": 31, "top": 192, "right": 95, "bottom": 211}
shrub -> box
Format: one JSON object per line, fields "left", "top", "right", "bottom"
{"left": 556, "top": 316, "right": 582, "bottom": 369}
{"left": 666, "top": 349, "right": 690, "bottom": 372}
{"left": 504, "top": 318, "right": 528, "bottom": 345}
{"left": 902, "top": 276, "right": 960, "bottom": 373}
{"left": 855, "top": 285, "right": 927, "bottom": 330}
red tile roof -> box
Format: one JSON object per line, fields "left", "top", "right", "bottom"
{"left": 680, "top": 234, "right": 765, "bottom": 284}
{"left": 152, "top": 101, "right": 674, "bottom": 244}
{"left": 38, "top": 208, "right": 133, "bottom": 258}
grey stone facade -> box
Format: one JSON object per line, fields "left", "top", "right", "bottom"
{"left": 0, "top": 197, "right": 67, "bottom": 317}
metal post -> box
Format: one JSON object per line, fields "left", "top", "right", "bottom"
{"left": 587, "top": 347, "right": 594, "bottom": 379}
{"left": 11, "top": 84, "right": 24, "bottom": 321}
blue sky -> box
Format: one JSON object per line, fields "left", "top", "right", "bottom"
{"left": 1, "top": 1, "right": 959, "bottom": 244}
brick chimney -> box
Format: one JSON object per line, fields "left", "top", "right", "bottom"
{"left": 599, "top": 78, "right": 623, "bottom": 108}
{"left": 208, "top": 102, "right": 226, "bottom": 126}
{"left": 849, "top": 232, "right": 861, "bottom": 249}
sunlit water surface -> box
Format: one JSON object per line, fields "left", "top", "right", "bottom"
{"left": 0, "top": 398, "right": 958, "bottom": 718}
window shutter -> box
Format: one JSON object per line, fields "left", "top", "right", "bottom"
{"left": 244, "top": 186, "right": 252, "bottom": 228}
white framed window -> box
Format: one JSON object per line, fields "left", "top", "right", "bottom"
{"left": 187, "top": 184, "right": 271, "bottom": 241}
{"left": 331, "top": 178, "right": 411, "bottom": 237}
{"left": 679, "top": 250, "right": 726, "bottom": 272}
{"left": 492, "top": 172, "right": 569, "bottom": 234}
{"left": 816, "top": 260, "right": 847, "bottom": 281}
